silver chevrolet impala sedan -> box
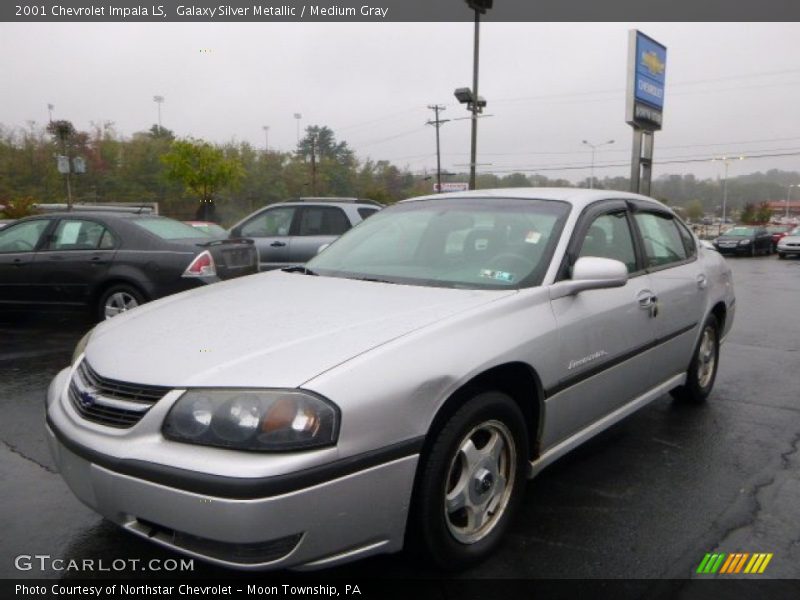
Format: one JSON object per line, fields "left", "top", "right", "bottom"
{"left": 45, "top": 188, "right": 735, "bottom": 571}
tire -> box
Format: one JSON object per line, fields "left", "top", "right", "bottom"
{"left": 778, "top": 252, "right": 787, "bottom": 260}
{"left": 749, "top": 245, "right": 755, "bottom": 257}
{"left": 409, "top": 391, "right": 528, "bottom": 570}
{"left": 96, "top": 284, "right": 145, "bottom": 321}
{"left": 671, "top": 314, "right": 719, "bottom": 404}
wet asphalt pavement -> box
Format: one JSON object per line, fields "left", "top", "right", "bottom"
{"left": 0, "top": 255, "right": 798, "bottom": 582}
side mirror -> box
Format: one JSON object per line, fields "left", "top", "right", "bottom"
{"left": 550, "top": 256, "right": 628, "bottom": 299}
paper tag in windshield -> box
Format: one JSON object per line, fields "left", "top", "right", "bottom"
{"left": 525, "top": 230, "right": 542, "bottom": 244}
{"left": 480, "top": 269, "right": 515, "bottom": 283}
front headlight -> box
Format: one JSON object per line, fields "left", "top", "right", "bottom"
{"left": 739, "top": 239, "right": 751, "bottom": 245}
{"left": 71, "top": 330, "right": 93, "bottom": 366}
{"left": 163, "top": 389, "right": 339, "bottom": 451}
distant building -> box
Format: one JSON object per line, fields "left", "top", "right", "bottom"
{"left": 765, "top": 201, "right": 800, "bottom": 219}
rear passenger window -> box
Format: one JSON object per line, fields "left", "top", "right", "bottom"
{"left": 358, "top": 208, "right": 379, "bottom": 220}
{"left": 675, "top": 219, "right": 696, "bottom": 258}
{"left": 298, "top": 207, "right": 351, "bottom": 236}
{"left": 634, "top": 213, "right": 688, "bottom": 268}
{"left": 49, "top": 220, "right": 107, "bottom": 250}
{"left": 577, "top": 212, "right": 638, "bottom": 273}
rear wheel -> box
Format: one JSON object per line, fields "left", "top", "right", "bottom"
{"left": 671, "top": 314, "right": 719, "bottom": 404}
{"left": 97, "top": 284, "right": 145, "bottom": 321}
{"left": 409, "top": 391, "right": 528, "bottom": 570}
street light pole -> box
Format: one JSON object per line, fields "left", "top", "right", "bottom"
{"left": 153, "top": 95, "right": 164, "bottom": 131}
{"left": 262, "top": 125, "right": 269, "bottom": 152}
{"left": 47, "top": 103, "right": 54, "bottom": 123}
{"left": 468, "top": 8, "right": 480, "bottom": 191}
{"left": 712, "top": 155, "right": 744, "bottom": 230}
{"left": 581, "top": 139, "right": 614, "bottom": 189}
{"left": 787, "top": 184, "right": 799, "bottom": 221}
{"left": 294, "top": 113, "right": 302, "bottom": 145}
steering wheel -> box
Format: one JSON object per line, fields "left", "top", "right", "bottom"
{"left": 487, "top": 253, "right": 536, "bottom": 275}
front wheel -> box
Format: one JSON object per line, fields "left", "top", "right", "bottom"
{"left": 409, "top": 391, "right": 528, "bottom": 570}
{"left": 671, "top": 314, "right": 719, "bottom": 404}
{"left": 778, "top": 252, "right": 787, "bottom": 260}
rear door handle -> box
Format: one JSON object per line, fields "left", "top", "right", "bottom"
{"left": 270, "top": 241, "right": 286, "bottom": 247}
{"left": 696, "top": 274, "right": 708, "bottom": 289}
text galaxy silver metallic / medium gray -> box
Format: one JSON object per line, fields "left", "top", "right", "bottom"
{"left": 45, "top": 188, "right": 735, "bottom": 571}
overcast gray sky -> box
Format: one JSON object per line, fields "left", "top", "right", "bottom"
{"left": 2, "top": 22, "right": 799, "bottom": 182}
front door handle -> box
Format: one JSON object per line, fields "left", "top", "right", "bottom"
{"left": 696, "top": 274, "right": 708, "bottom": 289}
{"left": 637, "top": 290, "right": 659, "bottom": 317}
{"left": 270, "top": 241, "right": 286, "bottom": 247}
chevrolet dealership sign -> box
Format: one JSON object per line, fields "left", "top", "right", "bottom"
{"left": 626, "top": 30, "right": 667, "bottom": 130}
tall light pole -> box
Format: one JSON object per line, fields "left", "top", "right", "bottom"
{"left": 582, "top": 139, "right": 615, "bottom": 189}
{"left": 47, "top": 103, "right": 54, "bottom": 123}
{"left": 153, "top": 95, "right": 164, "bottom": 131}
{"left": 463, "top": 0, "right": 492, "bottom": 191}
{"left": 293, "top": 113, "right": 302, "bottom": 144}
{"left": 712, "top": 155, "right": 745, "bottom": 229}
{"left": 262, "top": 125, "right": 269, "bottom": 152}
{"left": 787, "top": 184, "right": 799, "bottom": 221}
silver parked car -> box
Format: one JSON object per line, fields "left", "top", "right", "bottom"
{"left": 229, "top": 197, "right": 381, "bottom": 270}
{"left": 45, "top": 188, "right": 735, "bottom": 571}
{"left": 776, "top": 226, "right": 800, "bottom": 258}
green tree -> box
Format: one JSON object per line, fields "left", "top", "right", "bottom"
{"left": 162, "top": 139, "right": 243, "bottom": 221}
{"left": 756, "top": 201, "right": 773, "bottom": 224}
{"left": 740, "top": 202, "right": 757, "bottom": 224}
{"left": 686, "top": 200, "right": 704, "bottom": 222}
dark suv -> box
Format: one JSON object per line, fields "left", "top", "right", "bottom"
{"left": 229, "top": 198, "right": 382, "bottom": 270}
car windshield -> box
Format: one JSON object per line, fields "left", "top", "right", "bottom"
{"left": 132, "top": 217, "right": 205, "bottom": 240}
{"left": 766, "top": 225, "right": 789, "bottom": 233}
{"left": 306, "top": 197, "right": 570, "bottom": 289}
{"left": 726, "top": 226, "right": 755, "bottom": 236}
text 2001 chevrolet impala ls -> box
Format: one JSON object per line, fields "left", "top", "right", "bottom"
{"left": 45, "top": 189, "right": 735, "bottom": 570}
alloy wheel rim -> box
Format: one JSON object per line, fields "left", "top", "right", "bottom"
{"left": 105, "top": 292, "right": 139, "bottom": 319}
{"left": 443, "top": 419, "right": 516, "bottom": 544}
{"left": 697, "top": 326, "right": 717, "bottom": 389}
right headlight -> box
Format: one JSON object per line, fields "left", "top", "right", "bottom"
{"left": 162, "top": 389, "right": 340, "bottom": 452}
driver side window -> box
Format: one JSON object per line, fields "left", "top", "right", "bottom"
{"left": 0, "top": 220, "right": 49, "bottom": 253}
{"left": 577, "top": 212, "right": 637, "bottom": 273}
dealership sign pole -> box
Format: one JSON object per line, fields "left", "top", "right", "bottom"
{"left": 626, "top": 30, "right": 667, "bottom": 196}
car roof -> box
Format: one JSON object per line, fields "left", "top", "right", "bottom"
{"left": 22, "top": 211, "right": 165, "bottom": 220}
{"left": 280, "top": 197, "right": 382, "bottom": 206}
{"left": 403, "top": 187, "right": 664, "bottom": 212}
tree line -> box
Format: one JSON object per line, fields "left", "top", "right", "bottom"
{"left": 1, "top": 120, "right": 797, "bottom": 225}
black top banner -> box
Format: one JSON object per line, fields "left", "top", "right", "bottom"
{"left": 3, "top": 0, "right": 800, "bottom": 22}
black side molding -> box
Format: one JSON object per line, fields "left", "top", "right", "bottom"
{"left": 46, "top": 415, "right": 423, "bottom": 500}
{"left": 545, "top": 322, "right": 698, "bottom": 398}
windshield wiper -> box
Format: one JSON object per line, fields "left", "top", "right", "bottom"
{"left": 347, "top": 276, "right": 396, "bottom": 284}
{"left": 281, "top": 266, "right": 318, "bottom": 275}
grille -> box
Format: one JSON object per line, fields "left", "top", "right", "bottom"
{"left": 68, "top": 361, "right": 170, "bottom": 428}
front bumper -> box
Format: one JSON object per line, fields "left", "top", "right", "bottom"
{"left": 45, "top": 368, "right": 418, "bottom": 570}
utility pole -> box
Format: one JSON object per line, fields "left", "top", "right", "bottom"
{"left": 47, "top": 103, "right": 54, "bottom": 123}
{"left": 426, "top": 105, "right": 448, "bottom": 192}
{"left": 310, "top": 135, "right": 318, "bottom": 195}
{"left": 262, "top": 125, "right": 269, "bottom": 152}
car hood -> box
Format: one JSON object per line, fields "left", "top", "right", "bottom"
{"left": 778, "top": 234, "right": 800, "bottom": 243}
{"left": 85, "top": 271, "right": 515, "bottom": 388}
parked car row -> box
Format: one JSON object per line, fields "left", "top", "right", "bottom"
{"left": 0, "top": 212, "right": 258, "bottom": 320}
{"left": 711, "top": 224, "right": 800, "bottom": 258}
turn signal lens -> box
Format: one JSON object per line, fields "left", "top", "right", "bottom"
{"left": 182, "top": 250, "right": 216, "bottom": 277}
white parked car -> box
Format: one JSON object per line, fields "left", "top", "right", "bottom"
{"left": 46, "top": 188, "right": 735, "bottom": 571}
